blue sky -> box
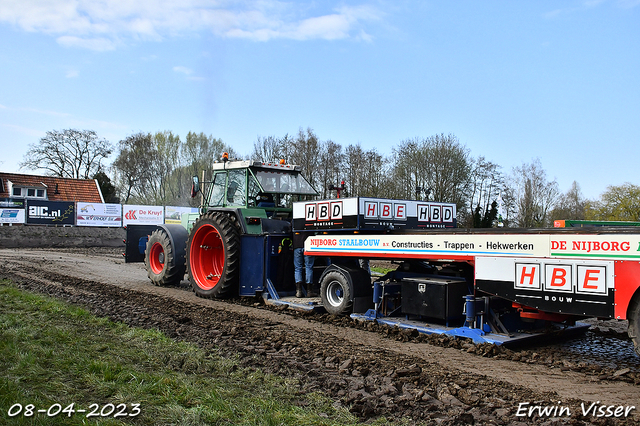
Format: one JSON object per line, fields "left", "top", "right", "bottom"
{"left": 0, "top": 0, "right": 638, "bottom": 200}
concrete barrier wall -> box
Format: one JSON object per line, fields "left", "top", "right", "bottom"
{"left": 0, "top": 225, "right": 125, "bottom": 248}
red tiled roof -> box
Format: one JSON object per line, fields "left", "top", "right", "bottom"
{"left": 0, "top": 172, "right": 104, "bottom": 203}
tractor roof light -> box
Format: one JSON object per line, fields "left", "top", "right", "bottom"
{"left": 222, "top": 152, "right": 229, "bottom": 162}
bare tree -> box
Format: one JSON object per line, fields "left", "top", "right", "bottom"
{"left": 110, "top": 131, "right": 241, "bottom": 206}
{"left": 289, "top": 128, "right": 321, "bottom": 189}
{"left": 464, "top": 156, "right": 504, "bottom": 227}
{"left": 390, "top": 138, "right": 423, "bottom": 200}
{"left": 251, "top": 135, "right": 288, "bottom": 162}
{"left": 152, "top": 131, "right": 182, "bottom": 205}
{"left": 360, "top": 148, "right": 388, "bottom": 198}
{"left": 343, "top": 144, "right": 366, "bottom": 197}
{"left": 317, "top": 140, "right": 343, "bottom": 199}
{"left": 509, "top": 158, "right": 559, "bottom": 227}
{"left": 21, "top": 129, "right": 112, "bottom": 179}
{"left": 549, "top": 181, "right": 586, "bottom": 222}
{"left": 181, "top": 132, "right": 237, "bottom": 182}
{"left": 424, "top": 134, "right": 471, "bottom": 207}
{"left": 391, "top": 134, "right": 471, "bottom": 208}
{"left": 499, "top": 185, "right": 518, "bottom": 227}
{"left": 111, "top": 132, "right": 158, "bottom": 204}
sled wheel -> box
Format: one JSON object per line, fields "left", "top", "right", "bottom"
{"left": 187, "top": 212, "right": 240, "bottom": 298}
{"left": 628, "top": 294, "right": 640, "bottom": 356}
{"left": 320, "top": 270, "right": 353, "bottom": 315}
{"left": 145, "top": 228, "right": 185, "bottom": 286}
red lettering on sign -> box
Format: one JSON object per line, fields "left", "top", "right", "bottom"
{"left": 550, "top": 268, "right": 567, "bottom": 287}
{"left": 582, "top": 269, "right": 600, "bottom": 290}
{"left": 520, "top": 266, "right": 537, "bottom": 285}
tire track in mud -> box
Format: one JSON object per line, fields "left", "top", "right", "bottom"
{"left": 1, "top": 248, "right": 639, "bottom": 425}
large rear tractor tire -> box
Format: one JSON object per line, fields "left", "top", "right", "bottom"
{"left": 320, "top": 270, "right": 354, "bottom": 316}
{"left": 187, "top": 212, "right": 240, "bottom": 298}
{"left": 628, "top": 294, "right": 640, "bottom": 357}
{"left": 145, "top": 228, "right": 186, "bottom": 286}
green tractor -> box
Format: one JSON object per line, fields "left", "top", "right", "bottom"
{"left": 126, "top": 155, "right": 318, "bottom": 299}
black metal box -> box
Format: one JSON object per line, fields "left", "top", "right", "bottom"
{"left": 400, "top": 276, "right": 468, "bottom": 320}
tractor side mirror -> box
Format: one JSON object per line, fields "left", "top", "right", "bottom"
{"left": 191, "top": 176, "right": 200, "bottom": 198}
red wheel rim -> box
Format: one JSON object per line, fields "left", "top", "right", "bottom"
{"left": 149, "top": 241, "right": 165, "bottom": 274}
{"left": 190, "top": 223, "right": 224, "bottom": 291}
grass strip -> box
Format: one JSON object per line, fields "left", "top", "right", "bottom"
{"left": 0, "top": 279, "right": 362, "bottom": 425}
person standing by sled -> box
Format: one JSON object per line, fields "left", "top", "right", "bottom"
{"left": 293, "top": 232, "right": 316, "bottom": 297}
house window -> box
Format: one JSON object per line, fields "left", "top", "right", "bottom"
{"left": 12, "top": 187, "right": 47, "bottom": 199}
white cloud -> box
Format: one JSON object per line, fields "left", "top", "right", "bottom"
{"left": 294, "top": 14, "right": 352, "bottom": 40}
{"left": 173, "top": 66, "right": 193, "bottom": 75}
{"left": 20, "top": 107, "right": 71, "bottom": 118}
{"left": 0, "top": 104, "right": 71, "bottom": 117}
{"left": 617, "top": 0, "right": 640, "bottom": 8}
{"left": 57, "top": 35, "right": 117, "bottom": 51}
{"left": 0, "top": 0, "right": 382, "bottom": 49}
{"left": 545, "top": 0, "right": 639, "bottom": 18}
{"left": 173, "top": 65, "right": 205, "bottom": 81}
{"left": 66, "top": 69, "right": 79, "bottom": 78}
{"left": 219, "top": 4, "right": 379, "bottom": 41}
{"left": 583, "top": 0, "right": 606, "bottom": 7}
{"left": 0, "top": 122, "right": 44, "bottom": 137}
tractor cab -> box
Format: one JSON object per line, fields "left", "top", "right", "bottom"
{"left": 190, "top": 156, "right": 318, "bottom": 234}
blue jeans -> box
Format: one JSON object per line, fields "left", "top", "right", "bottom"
{"left": 294, "top": 247, "right": 315, "bottom": 284}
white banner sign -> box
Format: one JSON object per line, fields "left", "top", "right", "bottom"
{"left": 165, "top": 206, "right": 198, "bottom": 224}
{"left": 0, "top": 208, "right": 26, "bottom": 224}
{"left": 122, "top": 205, "right": 164, "bottom": 226}
{"left": 306, "top": 233, "right": 640, "bottom": 261}
{"left": 77, "top": 203, "right": 122, "bottom": 227}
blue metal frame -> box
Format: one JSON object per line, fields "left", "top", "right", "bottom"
{"left": 350, "top": 312, "right": 589, "bottom": 346}
{"left": 239, "top": 234, "right": 266, "bottom": 296}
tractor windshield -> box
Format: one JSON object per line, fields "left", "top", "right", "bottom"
{"left": 252, "top": 170, "right": 317, "bottom": 195}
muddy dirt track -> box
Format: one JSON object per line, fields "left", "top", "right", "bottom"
{"left": 1, "top": 247, "right": 640, "bottom": 425}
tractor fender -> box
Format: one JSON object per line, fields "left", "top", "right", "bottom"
{"left": 204, "top": 208, "right": 247, "bottom": 234}
{"left": 157, "top": 224, "right": 189, "bottom": 268}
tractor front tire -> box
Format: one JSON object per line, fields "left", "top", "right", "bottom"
{"left": 187, "top": 212, "right": 240, "bottom": 298}
{"left": 320, "top": 270, "right": 353, "bottom": 316}
{"left": 145, "top": 228, "right": 185, "bottom": 286}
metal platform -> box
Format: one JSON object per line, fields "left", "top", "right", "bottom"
{"left": 350, "top": 313, "right": 591, "bottom": 346}
{"left": 263, "top": 294, "right": 325, "bottom": 312}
